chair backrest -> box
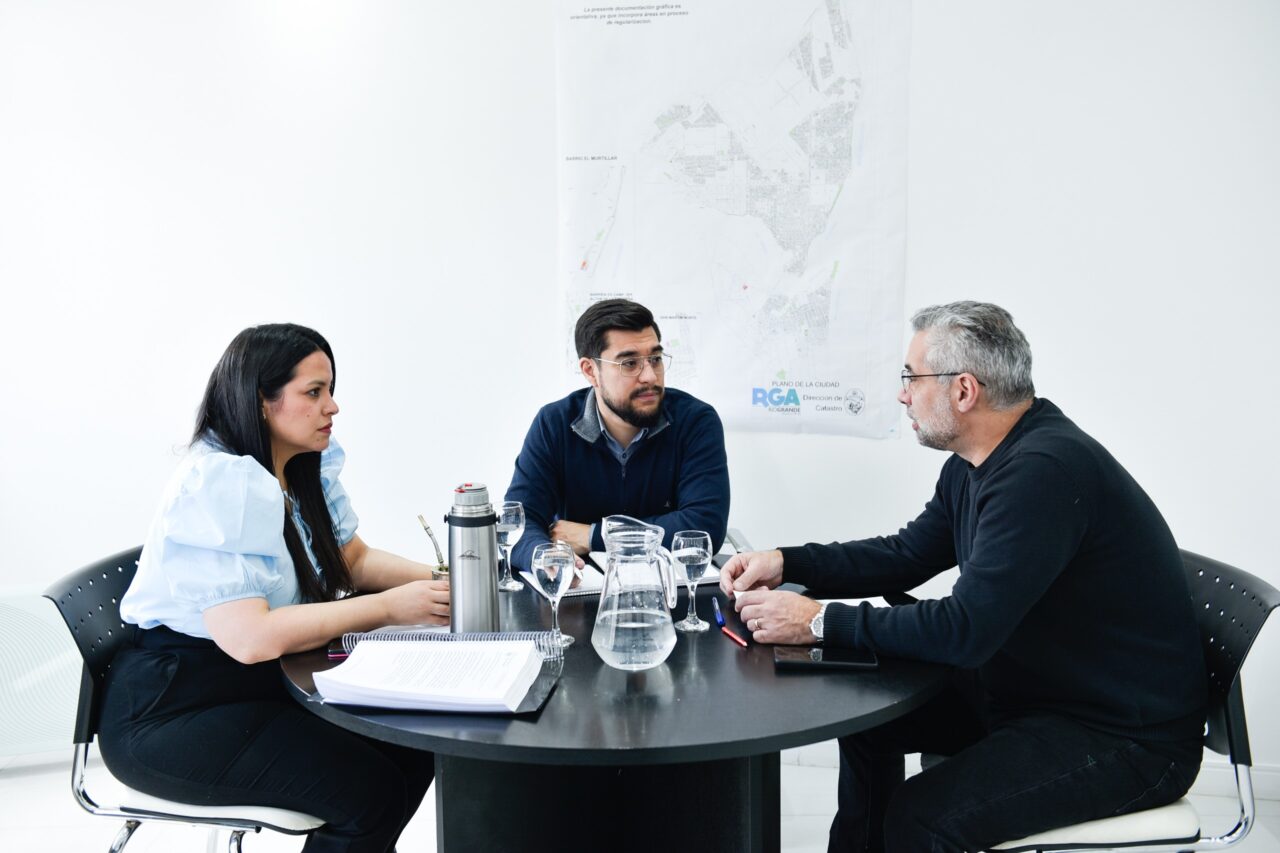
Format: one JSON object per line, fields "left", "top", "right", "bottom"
{"left": 1181, "top": 549, "right": 1280, "bottom": 765}
{"left": 43, "top": 546, "right": 143, "bottom": 746}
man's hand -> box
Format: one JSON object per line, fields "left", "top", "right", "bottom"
{"left": 550, "top": 520, "right": 592, "bottom": 555}
{"left": 719, "top": 549, "right": 785, "bottom": 599}
{"left": 733, "top": 588, "right": 822, "bottom": 645}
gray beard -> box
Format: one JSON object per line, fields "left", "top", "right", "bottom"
{"left": 913, "top": 395, "right": 958, "bottom": 451}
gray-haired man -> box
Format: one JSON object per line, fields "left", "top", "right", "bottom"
{"left": 721, "top": 301, "right": 1206, "bottom": 852}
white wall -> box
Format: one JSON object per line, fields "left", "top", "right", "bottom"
{"left": 3, "top": 0, "right": 1278, "bottom": 778}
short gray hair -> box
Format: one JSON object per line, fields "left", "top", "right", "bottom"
{"left": 910, "top": 301, "right": 1034, "bottom": 410}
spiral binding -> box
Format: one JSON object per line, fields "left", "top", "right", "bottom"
{"left": 341, "top": 628, "right": 565, "bottom": 662}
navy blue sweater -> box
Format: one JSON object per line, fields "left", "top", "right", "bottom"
{"left": 505, "top": 387, "right": 730, "bottom": 569}
{"left": 781, "top": 398, "right": 1206, "bottom": 741}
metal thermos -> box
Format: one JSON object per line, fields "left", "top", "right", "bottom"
{"left": 445, "top": 483, "right": 501, "bottom": 634}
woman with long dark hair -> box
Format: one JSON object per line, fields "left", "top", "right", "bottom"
{"left": 99, "top": 323, "right": 448, "bottom": 852}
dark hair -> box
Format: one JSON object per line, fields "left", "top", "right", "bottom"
{"left": 193, "top": 323, "right": 353, "bottom": 603}
{"left": 574, "top": 299, "right": 662, "bottom": 359}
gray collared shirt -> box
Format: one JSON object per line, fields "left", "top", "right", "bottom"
{"left": 571, "top": 388, "right": 669, "bottom": 464}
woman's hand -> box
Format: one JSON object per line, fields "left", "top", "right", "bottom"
{"left": 381, "top": 579, "right": 451, "bottom": 626}
{"left": 204, "top": 576, "right": 451, "bottom": 665}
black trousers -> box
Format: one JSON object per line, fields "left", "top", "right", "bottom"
{"left": 831, "top": 673, "right": 1203, "bottom": 853}
{"left": 98, "top": 627, "right": 433, "bottom": 853}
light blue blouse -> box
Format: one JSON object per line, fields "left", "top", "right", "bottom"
{"left": 120, "top": 438, "right": 359, "bottom": 638}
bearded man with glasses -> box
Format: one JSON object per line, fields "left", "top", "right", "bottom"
{"left": 505, "top": 299, "right": 729, "bottom": 568}
{"left": 721, "top": 301, "right": 1206, "bottom": 853}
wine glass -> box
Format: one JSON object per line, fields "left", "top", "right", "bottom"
{"left": 672, "top": 530, "right": 712, "bottom": 633}
{"left": 530, "top": 541, "right": 576, "bottom": 647}
{"left": 496, "top": 501, "right": 525, "bottom": 592}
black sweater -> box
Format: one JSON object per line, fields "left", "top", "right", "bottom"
{"left": 780, "top": 398, "right": 1206, "bottom": 741}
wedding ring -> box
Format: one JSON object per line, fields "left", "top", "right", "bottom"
{"left": 752, "top": 618, "right": 760, "bottom": 631}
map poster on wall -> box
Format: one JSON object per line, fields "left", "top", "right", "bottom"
{"left": 555, "top": 0, "right": 911, "bottom": 437}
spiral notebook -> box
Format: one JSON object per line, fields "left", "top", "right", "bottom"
{"left": 315, "top": 626, "right": 563, "bottom": 714}
{"left": 341, "top": 625, "right": 564, "bottom": 661}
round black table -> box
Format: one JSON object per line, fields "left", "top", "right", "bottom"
{"left": 282, "top": 585, "right": 948, "bottom": 852}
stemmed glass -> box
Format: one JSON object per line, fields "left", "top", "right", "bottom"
{"left": 496, "top": 501, "right": 525, "bottom": 592}
{"left": 530, "top": 541, "right": 576, "bottom": 647}
{"left": 672, "top": 530, "right": 712, "bottom": 633}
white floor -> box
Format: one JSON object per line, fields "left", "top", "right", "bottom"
{"left": 3, "top": 747, "right": 1278, "bottom": 852}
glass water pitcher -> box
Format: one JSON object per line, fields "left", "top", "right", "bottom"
{"left": 591, "top": 515, "right": 679, "bottom": 671}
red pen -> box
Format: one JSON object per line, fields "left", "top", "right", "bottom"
{"left": 721, "top": 625, "right": 748, "bottom": 648}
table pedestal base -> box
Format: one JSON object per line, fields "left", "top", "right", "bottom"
{"left": 435, "top": 752, "right": 781, "bottom": 852}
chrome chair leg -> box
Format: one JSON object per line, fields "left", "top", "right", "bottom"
{"left": 108, "top": 819, "right": 140, "bottom": 853}
{"left": 228, "top": 829, "right": 246, "bottom": 853}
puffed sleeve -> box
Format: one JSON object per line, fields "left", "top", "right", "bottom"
{"left": 162, "top": 450, "right": 289, "bottom": 609}
{"left": 320, "top": 438, "right": 359, "bottom": 545}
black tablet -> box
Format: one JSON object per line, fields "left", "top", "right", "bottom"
{"left": 773, "top": 645, "right": 879, "bottom": 671}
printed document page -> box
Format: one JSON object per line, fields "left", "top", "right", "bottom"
{"left": 314, "top": 640, "right": 542, "bottom": 712}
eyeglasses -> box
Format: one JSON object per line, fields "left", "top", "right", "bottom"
{"left": 595, "top": 353, "right": 673, "bottom": 377}
{"left": 900, "top": 371, "right": 987, "bottom": 392}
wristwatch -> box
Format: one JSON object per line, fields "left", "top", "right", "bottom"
{"left": 809, "top": 603, "right": 828, "bottom": 643}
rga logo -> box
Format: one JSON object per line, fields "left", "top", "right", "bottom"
{"left": 752, "top": 387, "right": 800, "bottom": 407}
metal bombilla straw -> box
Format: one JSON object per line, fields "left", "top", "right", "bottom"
{"left": 417, "top": 514, "right": 446, "bottom": 570}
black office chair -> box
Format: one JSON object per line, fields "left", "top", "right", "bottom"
{"left": 43, "top": 546, "right": 323, "bottom": 853}
{"left": 989, "top": 549, "right": 1280, "bottom": 852}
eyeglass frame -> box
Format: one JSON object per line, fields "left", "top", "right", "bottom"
{"left": 593, "top": 353, "right": 673, "bottom": 377}
{"left": 900, "top": 371, "right": 987, "bottom": 392}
